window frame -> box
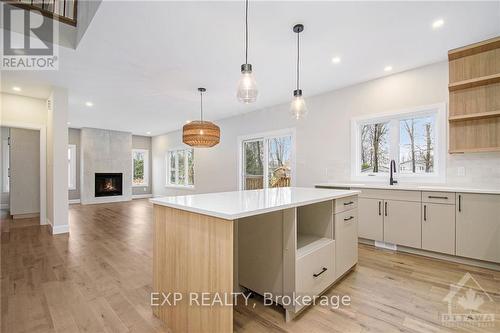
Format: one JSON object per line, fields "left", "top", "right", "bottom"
{"left": 68, "top": 144, "right": 76, "bottom": 190}
{"left": 165, "top": 147, "right": 195, "bottom": 189}
{"left": 237, "top": 128, "right": 296, "bottom": 190}
{"left": 132, "top": 148, "right": 149, "bottom": 187}
{"left": 351, "top": 103, "right": 446, "bottom": 183}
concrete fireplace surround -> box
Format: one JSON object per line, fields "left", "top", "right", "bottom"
{"left": 80, "top": 128, "right": 132, "bottom": 204}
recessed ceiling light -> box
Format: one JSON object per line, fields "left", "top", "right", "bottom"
{"left": 146, "top": 131, "right": 151, "bottom": 135}
{"left": 331, "top": 56, "right": 341, "bottom": 64}
{"left": 12, "top": 86, "right": 21, "bottom": 92}
{"left": 85, "top": 101, "right": 93, "bottom": 107}
{"left": 384, "top": 66, "right": 393, "bottom": 72}
{"left": 67, "top": 122, "right": 71, "bottom": 125}
{"left": 432, "top": 19, "right": 444, "bottom": 29}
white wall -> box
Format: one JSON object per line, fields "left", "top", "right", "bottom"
{"left": 46, "top": 88, "right": 69, "bottom": 234}
{"left": 153, "top": 61, "right": 500, "bottom": 197}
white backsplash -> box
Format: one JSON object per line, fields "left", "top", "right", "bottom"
{"left": 446, "top": 152, "right": 500, "bottom": 187}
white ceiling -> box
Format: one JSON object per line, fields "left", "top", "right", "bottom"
{"left": 2, "top": 1, "right": 500, "bottom": 136}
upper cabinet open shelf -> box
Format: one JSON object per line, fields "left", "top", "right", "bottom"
{"left": 448, "top": 36, "right": 500, "bottom": 154}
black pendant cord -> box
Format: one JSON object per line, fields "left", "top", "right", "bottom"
{"left": 245, "top": 0, "right": 249, "bottom": 65}
{"left": 296, "top": 30, "right": 300, "bottom": 91}
{"left": 200, "top": 91, "right": 204, "bottom": 122}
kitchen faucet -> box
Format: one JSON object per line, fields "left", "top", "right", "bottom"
{"left": 390, "top": 160, "right": 398, "bottom": 185}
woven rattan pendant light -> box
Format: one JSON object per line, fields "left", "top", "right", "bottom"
{"left": 182, "top": 88, "right": 220, "bottom": 148}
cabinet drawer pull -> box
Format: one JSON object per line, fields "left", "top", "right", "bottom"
{"left": 378, "top": 201, "right": 381, "bottom": 216}
{"left": 458, "top": 195, "right": 462, "bottom": 212}
{"left": 343, "top": 201, "right": 354, "bottom": 206}
{"left": 385, "top": 202, "right": 388, "bottom": 216}
{"left": 344, "top": 216, "right": 354, "bottom": 222}
{"left": 313, "top": 267, "right": 327, "bottom": 278}
{"left": 424, "top": 205, "right": 427, "bottom": 221}
{"left": 428, "top": 195, "right": 448, "bottom": 200}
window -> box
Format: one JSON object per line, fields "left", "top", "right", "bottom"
{"left": 239, "top": 129, "right": 294, "bottom": 190}
{"left": 132, "top": 149, "right": 149, "bottom": 186}
{"left": 68, "top": 144, "right": 76, "bottom": 190}
{"left": 352, "top": 104, "right": 445, "bottom": 181}
{"left": 166, "top": 148, "right": 194, "bottom": 187}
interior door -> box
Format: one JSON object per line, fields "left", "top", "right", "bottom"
{"left": 358, "top": 198, "right": 383, "bottom": 241}
{"left": 383, "top": 200, "right": 421, "bottom": 248}
{"left": 9, "top": 128, "right": 40, "bottom": 216}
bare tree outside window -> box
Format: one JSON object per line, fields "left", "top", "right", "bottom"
{"left": 399, "top": 116, "right": 434, "bottom": 174}
{"left": 268, "top": 137, "right": 292, "bottom": 188}
{"left": 360, "top": 122, "right": 389, "bottom": 173}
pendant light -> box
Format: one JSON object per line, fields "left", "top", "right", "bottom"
{"left": 291, "top": 24, "right": 307, "bottom": 120}
{"left": 182, "top": 88, "right": 220, "bottom": 148}
{"left": 236, "top": 0, "right": 258, "bottom": 103}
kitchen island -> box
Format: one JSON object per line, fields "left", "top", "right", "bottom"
{"left": 150, "top": 187, "right": 360, "bottom": 333}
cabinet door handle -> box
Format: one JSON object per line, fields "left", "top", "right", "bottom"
{"left": 313, "top": 267, "right": 327, "bottom": 278}
{"left": 343, "top": 201, "right": 354, "bottom": 206}
{"left": 428, "top": 196, "right": 448, "bottom": 200}
{"left": 344, "top": 216, "right": 354, "bottom": 222}
{"left": 378, "top": 201, "right": 381, "bottom": 216}
{"left": 385, "top": 202, "right": 388, "bottom": 216}
{"left": 424, "top": 205, "right": 427, "bottom": 221}
{"left": 458, "top": 195, "right": 462, "bottom": 212}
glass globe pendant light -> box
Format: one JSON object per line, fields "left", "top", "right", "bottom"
{"left": 291, "top": 24, "right": 308, "bottom": 120}
{"left": 237, "top": 0, "right": 258, "bottom": 103}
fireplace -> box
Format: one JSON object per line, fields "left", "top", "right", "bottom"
{"left": 95, "top": 173, "right": 123, "bottom": 197}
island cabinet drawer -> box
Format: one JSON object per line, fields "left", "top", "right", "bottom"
{"left": 334, "top": 196, "right": 358, "bottom": 214}
{"left": 422, "top": 191, "right": 455, "bottom": 205}
{"left": 296, "top": 241, "right": 335, "bottom": 300}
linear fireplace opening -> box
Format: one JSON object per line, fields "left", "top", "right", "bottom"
{"left": 95, "top": 173, "right": 123, "bottom": 197}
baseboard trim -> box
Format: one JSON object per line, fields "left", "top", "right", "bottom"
{"left": 69, "top": 199, "right": 81, "bottom": 204}
{"left": 359, "top": 238, "right": 500, "bottom": 271}
{"left": 13, "top": 213, "right": 40, "bottom": 219}
{"left": 0, "top": 203, "right": 9, "bottom": 209}
{"left": 49, "top": 223, "right": 69, "bottom": 235}
{"left": 132, "top": 194, "right": 153, "bottom": 199}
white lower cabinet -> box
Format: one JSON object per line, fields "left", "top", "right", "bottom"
{"left": 383, "top": 200, "right": 421, "bottom": 248}
{"left": 335, "top": 209, "right": 358, "bottom": 278}
{"left": 422, "top": 203, "right": 455, "bottom": 255}
{"left": 456, "top": 193, "right": 500, "bottom": 263}
{"left": 358, "top": 198, "right": 383, "bottom": 241}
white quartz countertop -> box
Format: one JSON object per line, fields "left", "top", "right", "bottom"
{"left": 150, "top": 187, "right": 360, "bottom": 220}
{"left": 315, "top": 182, "right": 500, "bottom": 195}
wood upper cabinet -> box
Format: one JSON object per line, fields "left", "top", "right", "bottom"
{"left": 448, "top": 36, "right": 500, "bottom": 153}
{"left": 456, "top": 193, "right": 500, "bottom": 263}
{"left": 383, "top": 200, "right": 421, "bottom": 249}
{"left": 422, "top": 203, "right": 455, "bottom": 255}
{"left": 358, "top": 198, "right": 383, "bottom": 241}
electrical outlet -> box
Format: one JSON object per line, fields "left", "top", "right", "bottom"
{"left": 457, "top": 166, "right": 466, "bottom": 177}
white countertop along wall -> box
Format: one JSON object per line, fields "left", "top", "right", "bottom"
{"left": 316, "top": 182, "right": 500, "bottom": 195}
{"left": 151, "top": 187, "right": 360, "bottom": 220}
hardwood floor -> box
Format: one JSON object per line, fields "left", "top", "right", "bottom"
{"left": 1, "top": 199, "right": 499, "bottom": 333}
